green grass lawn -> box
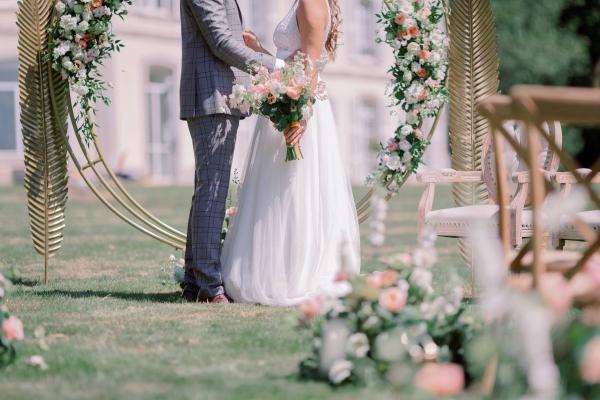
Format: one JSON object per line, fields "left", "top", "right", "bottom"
{"left": 0, "top": 184, "right": 466, "bottom": 400}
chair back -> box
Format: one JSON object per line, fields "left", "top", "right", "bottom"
{"left": 482, "top": 120, "right": 562, "bottom": 204}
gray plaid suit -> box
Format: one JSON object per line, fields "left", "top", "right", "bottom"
{"left": 180, "top": 0, "right": 276, "bottom": 299}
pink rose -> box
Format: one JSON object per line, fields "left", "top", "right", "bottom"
{"left": 380, "top": 270, "right": 399, "bottom": 287}
{"left": 414, "top": 363, "right": 465, "bottom": 396}
{"left": 378, "top": 287, "right": 407, "bottom": 313}
{"left": 407, "top": 26, "right": 419, "bottom": 37}
{"left": 414, "top": 129, "right": 423, "bottom": 139}
{"left": 252, "top": 84, "right": 269, "bottom": 96}
{"left": 395, "top": 13, "right": 407, "bottom": 25}
{"left": 367, "top": 272, "right": 384, "bottom": 289}
{"left": 225, "top": 207, "right": 238, "bottom": 217}
{"left": 581, "top": 336, "right": 600, "bottom": 384}
{"left": 539, "top": 273, "right": 573, "bottom": 316}
{"left": 417, "top": 89, "right": 429, "bottom": 102}
{"left": 387, "top": 141, "right": 399, "bottom": 152}
{"left": 300, "top": 297, "right": 322, "bottom": 320}
{"left": 286, "top": 85, "right": 303, "bottom": 101}
{"left": 419, "top": 50, "right": 431, "bottom": 60}
{"left": 420, "top": 7, "right": 432, "bottom": 18}
{"left": 3, "top": 316, "right": 24, "bottom": 341}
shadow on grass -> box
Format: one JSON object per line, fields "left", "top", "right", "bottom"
{"left": 10, "top": 276, "right": 40, "bottom": 287}
{"left": 30, "top": 289, "right": 182, "bottom": 303}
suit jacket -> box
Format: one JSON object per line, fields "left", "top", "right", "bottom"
{"left": 179, "top": 0, "right": 276, "bottom": 120}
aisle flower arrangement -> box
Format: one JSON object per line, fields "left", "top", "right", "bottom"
{"left": 369, "top": 0, "right": 449, "bottom": 197}
{"left": 49, "top": 0, "right": 132, "bottom": 142}
{"left": 0, "top": 274, "right": 24, "bottom": 367}
{"left": 298, "top": 231, "right": 480, "bottom": 396}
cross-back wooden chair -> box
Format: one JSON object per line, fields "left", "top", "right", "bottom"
{"left": 483, "top": 86, "right": 600, "bottom": 287}
{"left": 417, "top": 95, "right": 561, "bottom": 250}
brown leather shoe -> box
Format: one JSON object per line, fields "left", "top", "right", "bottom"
{"left": 208, "top": 294, "right": 230, "bottom": 304}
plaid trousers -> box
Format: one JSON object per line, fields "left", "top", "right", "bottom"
{"left": 184, "top": 115, "right": 239, "bottom": 298}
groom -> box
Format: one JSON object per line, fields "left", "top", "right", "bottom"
{"left": 179, "top": 0, "right": 285, "bottom": 303}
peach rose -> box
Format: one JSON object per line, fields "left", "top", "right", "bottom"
{"left": 414, "top": 129, "right": 423, "bottom": 139}
{"left": 91, "top": 0, "right": 103, "bottom": 9}
{"left": 286, "top": 85, "right": 303, "bottom": 101}
{"left": 407, "top": 26, "right": 420, "bottom": 37}
{"left": 539, "top": 273, "right": 573, "bottom": 316}
{"left": 380, "top": 270, "right": 399, "bottom": 287}
{"left": 3, "top": 315, "right": 24, "bottom": 341}
{"left": 387, "top": 141, "right": 399, "bottom": 152}
{"left": 225, "top": 207, "right": 238, "bottom": 217}
{"left": 398, "top": 29, "right": 408, "bottom": 39}
{"left": 419, "top": 50, "right": 431, "bottom": 60}
{"left": 416, "top": 69, "right": 428, "bottom": 79}
{"left": 395, "top": 13, "right": 407, "bottom": 25}
{"left": 417, "top": 89, "right": 429, "bottom": 102}
{"left": 300, "top": 297, "right": 322, "bottom": 320}
{"left": 252, "top": 84, "right": 269, "bottom": 96}
{"left": 581, "top": 336, "right": 600, "bottom": 384}
{"left": 378, "top": 287, "right": 407, "bottom": 313}
{"left": 414, "top": 363, "right": 465, "bottom": 396}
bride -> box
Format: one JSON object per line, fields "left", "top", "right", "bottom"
{"left": 221, "top": 0, "right": 360, "bottom": 306}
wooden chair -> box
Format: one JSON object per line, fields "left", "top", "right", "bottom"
{"left": 488, "top": 86, "right": 600, "bottom": 286}
{"left": 417, "top": 98, "right": 562, "bottom": 249}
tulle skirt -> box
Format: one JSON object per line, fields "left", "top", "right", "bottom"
{"left": 221, "top": 99, "right": 361, "bottom": 306}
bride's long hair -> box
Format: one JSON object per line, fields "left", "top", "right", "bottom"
{"left": 325, "top": 0, "right": 341, "bottom": 60}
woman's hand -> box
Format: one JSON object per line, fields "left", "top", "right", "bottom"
{"left": 285, "top": 120, "right": 307, "bottom": 146}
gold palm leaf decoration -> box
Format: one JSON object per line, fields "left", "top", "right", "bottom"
{"left": 17, "top": 0, "right": 70, "bottom": 283}
{"left": 448, "top": 0, "right": 499, "bottom": 262}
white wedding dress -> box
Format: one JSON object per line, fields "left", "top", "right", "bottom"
{"left": 221, "top": 0, "right": 361, "bottom": 306}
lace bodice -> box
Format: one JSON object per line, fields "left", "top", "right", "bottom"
{"left": 272, "top": 0, "right": 331, "bottom": 62}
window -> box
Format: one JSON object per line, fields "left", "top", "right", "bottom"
{"left": 352, "top": 97, "right": 379, "bottom": 178}
{"left": 135, "top": 0, "right": 179, "bottom": 18}
{"left": 0, "top": 63, "right": 20, "bottom": 153}
{"left": 146, "top": 66, "right": 176, "bottom": 182}
{"left": 353, "top": 0, "right": 377, "bottom": 59}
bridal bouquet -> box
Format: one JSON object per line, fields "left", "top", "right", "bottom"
{"left": 229, "top": 52, "right": 327, "bottom": 161}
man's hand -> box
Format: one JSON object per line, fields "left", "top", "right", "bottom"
{"left": 285, "top": 120, "right": 307, "bottom": 146}
{"left": 243, "top": 30, "right": 261, "bottom": 51}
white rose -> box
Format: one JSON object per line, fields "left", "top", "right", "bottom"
{"left": 410, "top": 267, "right": 433, "bottom": 292}
{"left": 61, "top": 57, "right": 74, "bottom": 71}
{"left": 399, "top": 2, "right": 413, "bottom": 15}
{"left": 82, "top": 11, "right": 92, "bottom": 21}
{"left": 403, "top": 71, "right": 413, "bottom": 82}
{"left": 346, "top": 333, "right": 370, "bottom": 358}
{"left": 53, "top": 41, "right": 71, "bottom": 57}
{"left": 383, "top": 154, "right": 402, "bottom": 171}
{"left": 400, "top": 124, "right": 413, "bottom": 137}
{"left": 301, "top": 106, "right": 313, "bottom": 121}
{"left": 402, "top": 151, "right": 412, "bottom": 163}
{"left": 407, "top": 42, "right": 421, "bottom": 56}
{"left": 328, "top": 359, "right": 353, "bottom": 385}
{"left": 399, "top": 140, "right": 411, "bottom": 152}
{"left": 59, "top": 15, "right": 78, "bottom": 31}
{"left": 406, "top": 111, "right": 419, "bottom": 125}
{"left": 55, "top": 1, "right": 66, "bottom": 14}
{"left": 71, "top": 83, "right": 89, "bottom": 96}
{"left": 411, "top": 62, "right": 422, "bottom": 72}
{"left": 76, "top": 20, "right": 89, "bottom": 34}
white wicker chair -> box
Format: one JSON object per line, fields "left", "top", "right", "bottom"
{"left": 417, "top": 121, "right": 562, "bottom": 248}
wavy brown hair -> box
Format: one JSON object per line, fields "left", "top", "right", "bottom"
{"left": 325, "top": 0, "right": 342, "bottom": 60}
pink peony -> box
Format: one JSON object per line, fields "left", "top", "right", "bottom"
{"left": 225, "top": 207, "right": 238, "bottom": 217}
{"left": 3, "top": 316, "right": 24, "bottom": 341}
{"left": 581, "top": 336, "right": 600, "bottom": 384}
{"left": 286, "top": 85, "right": 303, "bottom": 101}
{"left": 539, "top": 273, "right": 573, "bottom": 316}
{"left": 395, "top": 13, "right": 407, "bottom": 25}
{"left": 378, "top": 287, "right": 407, "bottom": 313}
{"left": 300, "top": 297, "right": 322, "bottom": 320}
{"left": 419, "top": 50, "right": 431, "bottom": 60}
{"left": 414, "top": 363, "right": 465, "bottom": 396}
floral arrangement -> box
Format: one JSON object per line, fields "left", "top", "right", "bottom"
{"left": 298, "top": 231, "right": 479, "bottom": 396}
{"left": 229, "top": 53, "right": 328, "bottom": 161}
{"left": 467, "top": 222, "right": 600, "bottom": 399}
{"left": 0, "top": 274, "right": 24, "bottom": 367}
{"left": 49, "top": 0, "right": 132, "bottom": 142}
{"left": 369, "top": 0, "right": 449, "bottom": 197}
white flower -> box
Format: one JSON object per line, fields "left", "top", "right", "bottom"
{"left": 369, "top": 232, "right": 385, "bottom": 247}
{"left": 383, "top": 153, "right": 402, "bottom": 171}
{"left": 93, "top": 6, "right": 106, "bottom": 17}
{"left": 375, "top": 329, "right": 406, "bottom": 362}
{"left": 407, "top": 42, "right": 421, "bottom": 57}
{"left": 59, "top": 15, "right": 79, "bottom": 31}
{"left": 82, "top": 11, "right": 92, "bottom": 21}
{"left": 346, "top": 333, "right": 370, "bottom": 358}
{"left": 71, "top": 83, "right": 89, "bottom": 96}
{"left": 61, "top": 57, "right": 74, "bottom": 71}
{"left": 398, "top": 140, "right": 411, "bottom": 152}
{"left": 401, "top": 152, "right": 412, "bottom": 163}
{"left": 410, "top": 267, "right": 433, "bottom": 293}
{"left": 328, "top": 359, "right": 353, "bottom": 385}
{"left": 398, "top": 1, "right": 413, "bottom": 14}
{"left": 406, "top": 111, "right": 419, "bottom": 125}
{"left": 55, "top": 1, "right": 66, "bottom": 14}
{"left": 76, "top": 20, "right": 89, "bottom": 34}
{"left": 53, "top": 41, "right": 71, "bottom": 57}
{"left": 319, "top": 319, "right": 350, "bottom": 372}
{"left": 403, "top": 71, "right": 413, "bottom": 83}
{"left": 27, "top": 355, "right": 49, "bottom": 370}
{"left": 301, "top": 106, "right": 313, "bottom": 121}
{"left": 411, "top": 62, "right": 422, "bottom": 72}
{"left": 400, "top": 124, "right": 413, "bottom": 137}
